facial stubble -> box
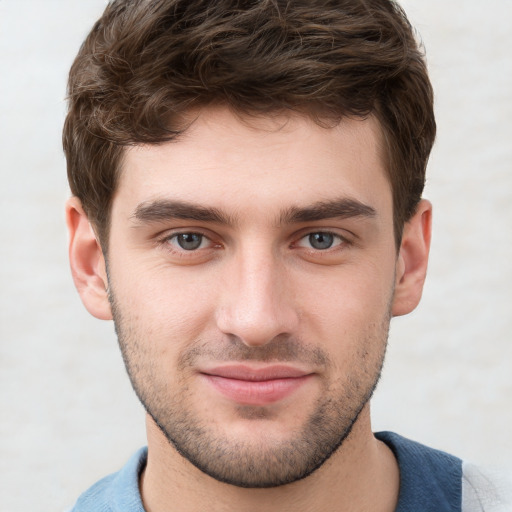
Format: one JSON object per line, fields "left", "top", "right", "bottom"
{"left": 108, "top": 288, "right": 390, "bottom": 488}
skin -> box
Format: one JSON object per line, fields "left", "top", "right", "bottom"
{"left": 67, "top": 107, "right": 432, "bottom": 512}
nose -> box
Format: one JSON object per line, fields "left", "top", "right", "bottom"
{"left": 215, "top": 245, "right": 299, "bottom": 347}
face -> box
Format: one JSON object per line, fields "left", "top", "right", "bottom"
{"left": 104, "top": 109, "right": 400, "bottom": 487}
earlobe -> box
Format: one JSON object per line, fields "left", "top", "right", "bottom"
{"left": 66, "top": 197, "right": 112, "bottom": 320}
{"left": 391, "top": 199, "right": 432, "bottom": 317}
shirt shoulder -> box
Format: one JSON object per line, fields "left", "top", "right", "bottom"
{"left": 376, "top": 431, "right": 462, "bottom": 512}
{"left": 461, "top": 462, "right": 512, "bottom": 512}
{"left": 69, "top": 447, "right": 147, "bottom": 512}
{"left": 376, "top": 431, "right": 512, "bottom": 512}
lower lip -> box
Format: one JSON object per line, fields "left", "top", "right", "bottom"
{"left": 202, "top": 374, "right": 312, "bottom": 406}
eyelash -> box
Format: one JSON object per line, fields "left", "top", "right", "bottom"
{"left": 160, "top": 231, "right": 218, "bottom": 255}
{"left": 160, "top": 230, "right": 349, "bottom": 254}
{"left": 294, "top": 231, "right": 346, "bottom": 251}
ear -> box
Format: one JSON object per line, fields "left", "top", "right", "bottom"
{"left": 66, "top": 197, "right": 112, "bottom": 320}
{"left": 391, "top": 199, "right": 432, "bottom": 317}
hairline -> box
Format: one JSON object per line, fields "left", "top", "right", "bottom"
{"left": 88, "top": 107, "right": 406, "bottom": 255}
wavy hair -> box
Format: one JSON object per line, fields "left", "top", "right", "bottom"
{"left": 63, "top": 0, "right": 435, "bottom": 247}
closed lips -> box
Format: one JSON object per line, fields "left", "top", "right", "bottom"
{"left": 200, "top": 365, "right": 314, "bottom": 405}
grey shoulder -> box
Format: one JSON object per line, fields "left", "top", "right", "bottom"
{"left": 462, "top": 461, "right": 512, "bottom": 512}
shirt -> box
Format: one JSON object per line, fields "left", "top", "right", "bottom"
{"left": 69, "top": 431, "right": 512, "bottom": 511}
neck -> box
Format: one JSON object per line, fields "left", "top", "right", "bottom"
{"left": 140, "top": 406, "right": 399, "bottom": 512}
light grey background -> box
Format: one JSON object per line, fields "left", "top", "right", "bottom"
{"left": 0, "top": 1, "right": 511, "bottom": 511}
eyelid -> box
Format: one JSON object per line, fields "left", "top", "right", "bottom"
{"left": 167, "top": 232, "right": 211, "bottom": 251}
{"left": 154, "top": 226, "right": 353, "bottom": 259}
{"left": 297, "top": 231, "right": 343, "bottom": 248}
{"left": 158, "top": 228, "right": 221, "bottom": 252}
{"left": 293, "top": 228, "right": 351, "bottom": 246}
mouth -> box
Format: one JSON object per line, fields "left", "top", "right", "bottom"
{"left": 199, "top": 365, "right": 314, "bottom": 406}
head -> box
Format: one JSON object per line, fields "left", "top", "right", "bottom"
{"left": 64, "top": 0, "right": 434, "bottom": 489}
{"left": 63, "top": 0, "right": 435, "bottom": 250}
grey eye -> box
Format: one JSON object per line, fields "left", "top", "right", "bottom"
{"left": 308, "top": 232, "right": 334, "bottom": 250}
{"left": 175, "top": 233, "right": 204, "bottom": 250}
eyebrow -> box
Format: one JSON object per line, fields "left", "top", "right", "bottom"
{"left": 131, "top": 197, "right": 376, "bottom": 227}
{"left": 280, "top": 198, "right": 376, "bottom": 224}
{"left": 132, "top": 199, "right": 233, "bottom": 225}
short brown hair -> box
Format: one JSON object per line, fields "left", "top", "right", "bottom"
{"left": 63, "top": 0, "right": 435, "bottom": 248}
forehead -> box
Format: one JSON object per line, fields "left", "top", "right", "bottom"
{"left": 113, "top": 108, "right": 391, "bottom": 221}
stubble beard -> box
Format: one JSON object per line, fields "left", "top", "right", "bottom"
{"left": 109, "top": 290, "right": 390, "bottom": 488}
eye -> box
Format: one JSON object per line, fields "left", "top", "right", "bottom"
{"left": 297, "top": 232, "right": 343, "bottom": 250}
{"left": 167, "top": 232, "right": 210, "bottom": 251}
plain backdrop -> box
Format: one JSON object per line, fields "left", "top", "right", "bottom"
{"left": 0, "top": 1, "right": 511, "bottom": 511}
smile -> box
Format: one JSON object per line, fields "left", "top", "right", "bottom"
{"left": 200, "top": 365, "right": 314, "bottom": 406}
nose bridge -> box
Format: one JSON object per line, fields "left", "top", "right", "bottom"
{"left": 216, "top": 240, "right": 298, "bottom": 346}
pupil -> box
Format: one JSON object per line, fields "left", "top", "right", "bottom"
{"left": 309, "top": 232, "right": 333, "bottom": 250}
{"left": 177, "top": 233, "right": 202, "bottom": 250}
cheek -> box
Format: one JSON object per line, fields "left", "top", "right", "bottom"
{"left": 293, "top": 263, "right": 394, "bottom": 345}
{"left": 109, "top": 260, "right": 219, "bottom": 350}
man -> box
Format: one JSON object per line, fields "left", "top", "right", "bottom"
{"left": 63, "top": 0, "right": 509, "bottom": 511}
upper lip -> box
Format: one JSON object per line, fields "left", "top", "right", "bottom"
{"left": 200, "top": 364, "right": 312, "bottom": 382}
